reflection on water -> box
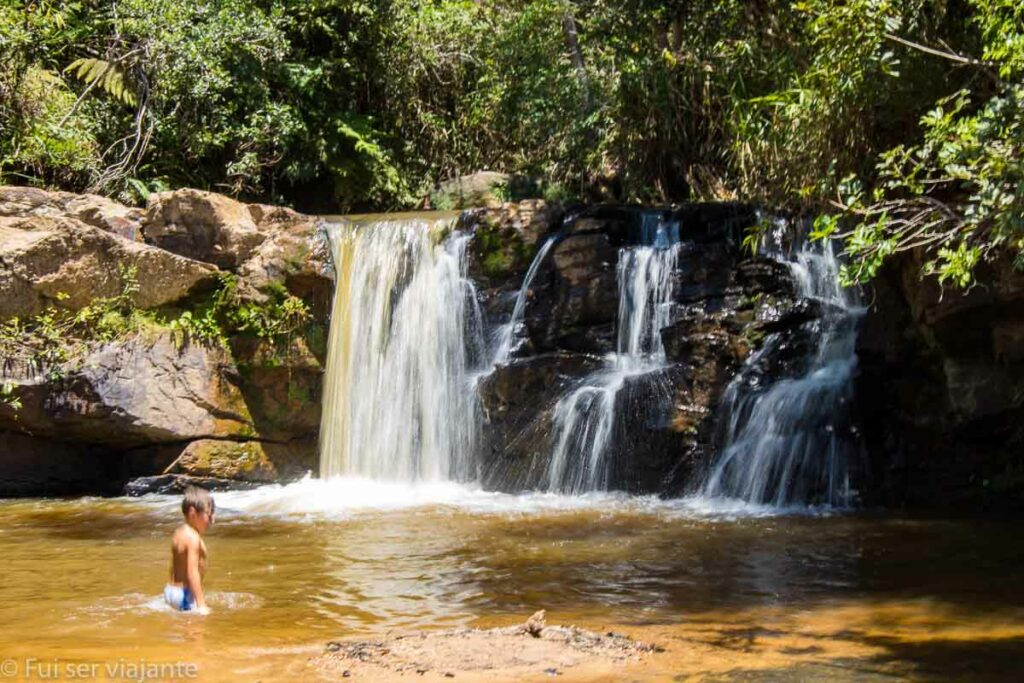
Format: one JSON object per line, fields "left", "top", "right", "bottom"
{"left": 1, "top": 480, "right": 1023, "bottom": 680}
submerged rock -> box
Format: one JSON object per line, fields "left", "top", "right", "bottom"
{"left": 123, "top": 473, "right": 263, "bottom": 496}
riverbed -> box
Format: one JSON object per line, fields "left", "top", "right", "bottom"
{"left": 2, "top": 478, "right": 1023, "bottom": 681}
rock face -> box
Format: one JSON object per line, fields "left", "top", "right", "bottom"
{"left": 855, "top": 250, "right": 1024, "bottom": 511}
{"left": 0, "top": 186, "right": 330, "bottom": 495}
{"left": 143, "top": 189, "right": 267, "bottom": 270}
{"left": 3, "top": 185, "right": 1018, "bottom": 511}
{"left": 0, "top": 331, "right": 254, "bottom": 446}
{"left": 0, "top": 185, "right": 144, "bottom": 239}
{"left": 0, "top": 215, "right": 220, "bottom": 317}
{"left": 433, "top": 171, "right": 511, "bottom": 209}
{"left": 468, "top": 202, "right": 816, "bottom": 494}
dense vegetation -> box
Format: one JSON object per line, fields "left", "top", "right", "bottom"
{"left": 2, "top": 1, "right": 1021, "bottom": 284}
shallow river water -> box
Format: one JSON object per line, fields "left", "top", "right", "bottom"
{"left": 2, "top": 478, "right": 1023, "bottom": 681}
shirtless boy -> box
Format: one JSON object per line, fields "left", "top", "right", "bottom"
{"left": 164, "top": 486, "right": 214, "bottom": 614}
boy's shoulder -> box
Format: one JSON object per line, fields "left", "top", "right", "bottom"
{"left": 172, "top": 523, "right": 201, "bottom": 545}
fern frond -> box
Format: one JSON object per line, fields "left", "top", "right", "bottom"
{"left": 64, "top": 58, "right": 137, "bottom": 107}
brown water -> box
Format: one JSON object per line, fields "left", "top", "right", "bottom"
{"left": 2, "top": 479, "right": 1023, "bottom": 681}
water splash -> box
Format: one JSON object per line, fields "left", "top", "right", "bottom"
{"left": 702, "top": 225, "right": 860, "bottom": 507}
{"left": 319, "top": 218, "right": 484, "bottom": 482}
{"left": 546, "top": 214, "right": 680, "bottom": 493}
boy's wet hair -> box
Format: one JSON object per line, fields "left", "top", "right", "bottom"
{"left": 181, "top": 486, "right": 215, "bottom": 517}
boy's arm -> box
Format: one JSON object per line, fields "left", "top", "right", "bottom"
{"left": 185, "top": 535, "right": 209, "bottom": 613}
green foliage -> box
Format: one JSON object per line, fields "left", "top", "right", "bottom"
{"left": 817, "top": 0, "right": 1024, "bottom": 287}
{"left": 0, "top": 381, "right": 22, "bottom": 412}
{"left": 1, "top": 0, "right": 1021, "bottom": 286}
{"left": 0, "top": 265, "right": 151, "bottom": 379}
{"left": 163, "top": 275, "right": 312, "bottom": 352}
{"left": 0, "top": 267, "right": 312, "bottom": 390}
{"left": 65, "top": 58, "right": 137, "bottom": 106}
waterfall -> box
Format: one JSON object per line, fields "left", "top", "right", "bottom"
{"left": 702, "top": 229, "right": 859, "bottom": 507}
{"left": 318, "top": 217, "right": 485, "bottom": 482}
{"left": 546, "top": 215, "right": 680, "bottom": 493}
{"left": 491, "top": 234, "right": 558, "bottom": 365}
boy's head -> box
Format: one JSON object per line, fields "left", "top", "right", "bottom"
{"left": 181, "top": 486, "right": 215, "bottom": 532}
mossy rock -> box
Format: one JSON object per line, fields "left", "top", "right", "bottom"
{"left": 468, "top": 222, "right": 533, "bottom": 282}
{"left": 164, "top": 440, "right": 278, "bottom": 482}
{"left": 163, "top": 439, "right": 316, "bottom": 482}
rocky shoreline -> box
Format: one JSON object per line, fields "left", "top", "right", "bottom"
{"left": 1, "top": 185, "right": 1022, "bottom": 510}
{"left": 0, "top": 186, "right": 332, "bottom": 495}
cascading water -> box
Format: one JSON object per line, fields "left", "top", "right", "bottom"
{"left": 318, "top": 217, "right": 485, "bottom": 482}
{"left": 546, "top": 215, "right": 680, "bottom": 493}
{"left": 702, "top": 226, "right": 860, "bottom": 507}
{"left": 491, "top": 234, "right": 559, "bottom": 366}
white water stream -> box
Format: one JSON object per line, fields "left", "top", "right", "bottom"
{"left": 546, "top": 214, "right": 680, "bottom": 493}
{"left": 702, "top": 228, "right": 859, "bottom": 507}
{"left": 317, "top": 212, "right": 859, "bottom": 509}
{"left": 318, "top": 218, "right": 484, "bottom": 482}
{"left": 490, "top": 234, "right": 558, "bottom": 365}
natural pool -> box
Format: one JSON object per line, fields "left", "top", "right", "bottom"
{"left": 2, "top": 478, "right": 1023, "bottom": 681}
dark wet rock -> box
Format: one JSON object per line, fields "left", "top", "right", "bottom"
{"left": 855, "top": 250, "right": 1024, "bottom": 511}
{"left": 478, "top": 353, "right": 601, "bottom": 491}
{"left": 124, "top": 473, "right": 263, "bottom": 496}
{"left": 474, "top": 202, "right": 816, "bottom": 495}
{"left": 465, "top": 200, "right": 563, "bottom": 287}
{"left": 524, "top": 233, "right": 620, "bottom": 355}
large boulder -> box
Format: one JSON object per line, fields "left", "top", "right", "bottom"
{"left": 0, "top": 330, "right": 255, "bottom": 446}
{"left": 143, "top": 189, "right": 267, "bottom": 270}
{"left": 0, "top": 187, "right": 332, "bottom": 496}
{"left": 0, "top": 215, "right": 220, "bottom": 318}
{"left": 0, "top": 185, "right": 143, "bottom": 240}
{"left": 433, "top": 171, "right": 510, "bottom": 209}
{"left": 158, "top": 438, "right": 315, "bottom": 483}
{"left": 237, "top": 203, "right": 334, "bottom": 317}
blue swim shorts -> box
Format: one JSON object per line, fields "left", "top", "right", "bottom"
{"left": 163, "top": 584, "right": 196, "bottom": 612}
